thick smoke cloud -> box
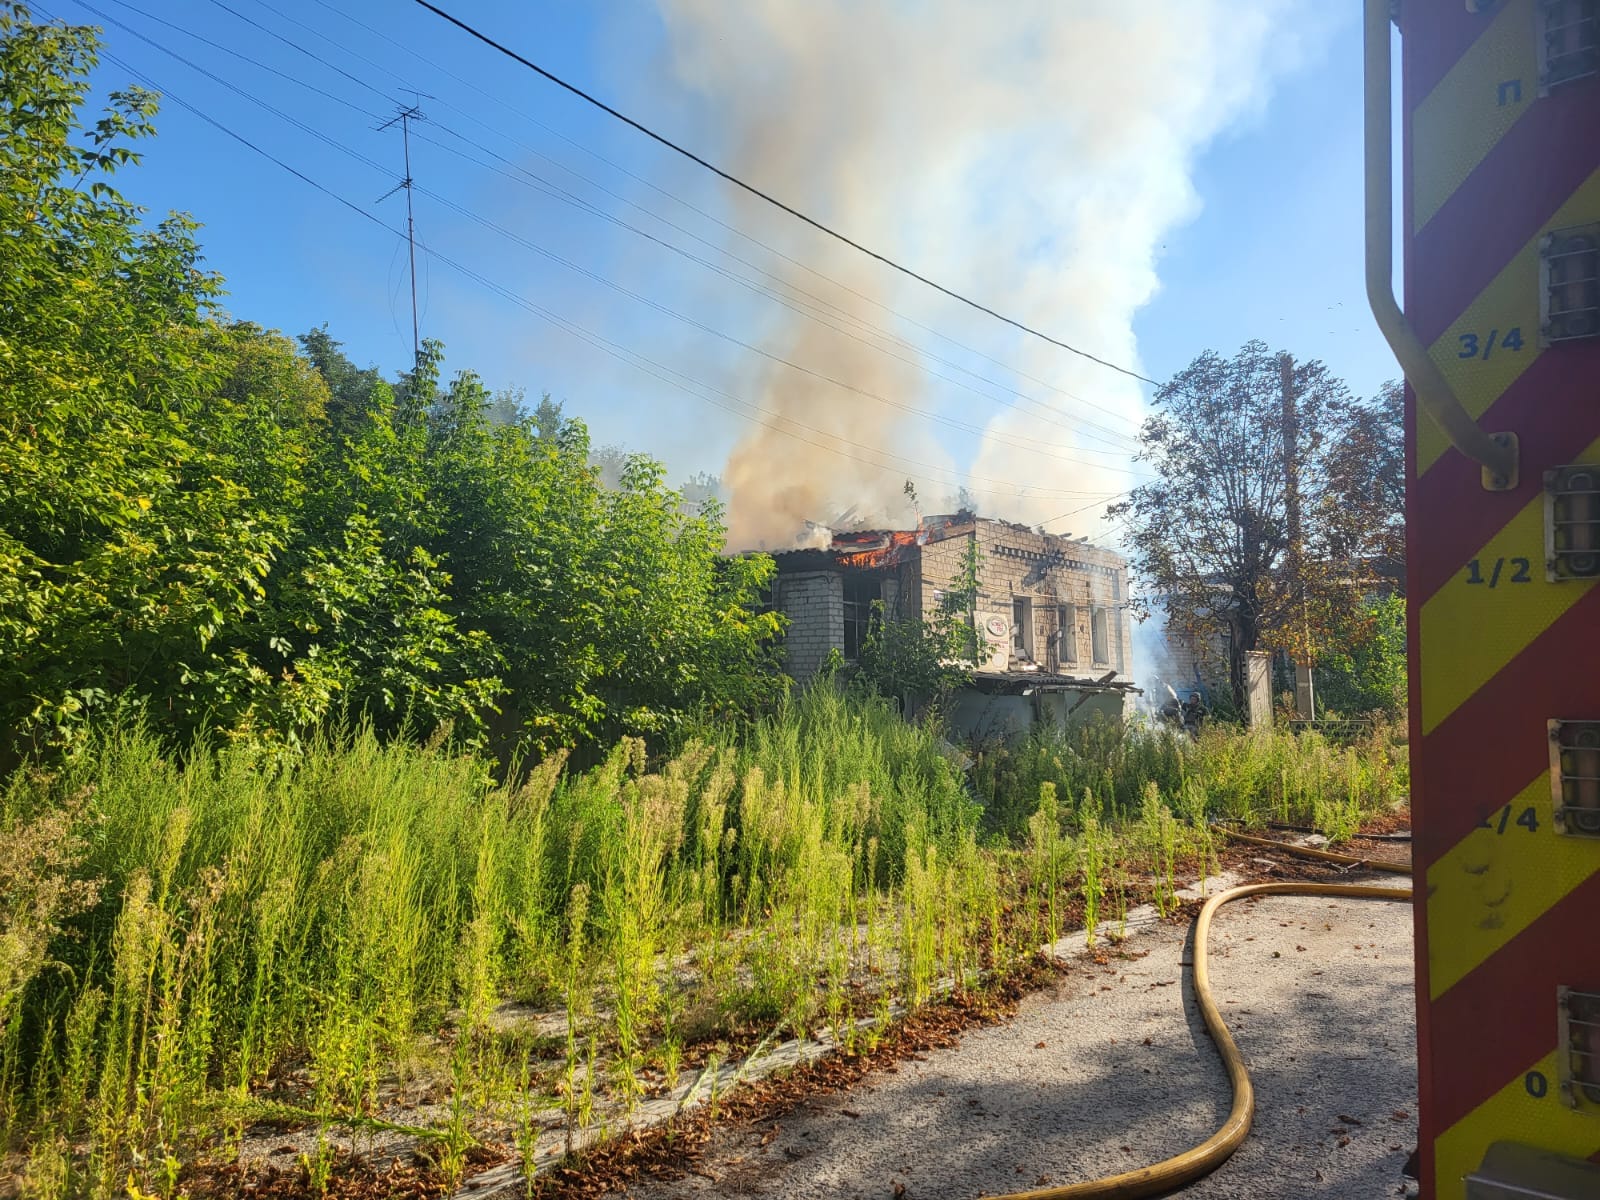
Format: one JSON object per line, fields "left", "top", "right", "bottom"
{"left": 651, "top": 0, "right": 1318, "bottom": 549}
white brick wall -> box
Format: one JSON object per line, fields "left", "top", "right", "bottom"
{"left": 771, "top": 520, "right": 1134, "bottom": 684}
{"left": 775, "top": 571, "right": 843, "bottom": 679}
{"left": 917, "top": 520, "right": 1133, "bottom": 679}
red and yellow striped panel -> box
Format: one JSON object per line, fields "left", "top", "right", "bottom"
{"left": 1402, "top": 2, "right": 1600, "bottom": 1197}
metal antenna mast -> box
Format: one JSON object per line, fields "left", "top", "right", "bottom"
{"left": 378, "top": 102, "right": 426, "bottom": 366}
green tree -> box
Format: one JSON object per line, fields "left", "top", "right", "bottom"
{"left": 1321, "top": 380, "right": 1405, "bottom": 588}
{"left": 859, "top": 538, "right": 981, "bottom": 712}
{"left": 1314, "top": 593, "right": 1406, "bottom": 717}
{"left": 531, "top": 392, "right": 565, "bottom": 438}
{"left": 0, "top": 5, "right": 247, "bottom": 756}
{"left": 416, "top": 388, "right": 783, "bottom": 753}
{"left": 0, "top": 4, "right": 784, "bottom": 762}
{"left": 0, "top": 10, "right": 498, "bottom": 756}
{"left": 1110, "top": 342, "right": 1355, "bottom": 713}
{"left": 298, "top": 324, "right": 385, "bottom": 437}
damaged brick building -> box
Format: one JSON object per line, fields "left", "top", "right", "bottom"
{"left": 769, "top": 513, "right": 1138, "bottom": 736}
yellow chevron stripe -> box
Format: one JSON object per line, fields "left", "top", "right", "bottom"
{"left": 1418, "top": 170, "right": 1600, "bottom": 477}
{"left": 1418, "top": 434, "right": 1600, "bottom": 736}
{"left": 1434, "top": 1051, "right": 1600, "bottom": 1200}
{"left": 1427, "top": 775, "right": 1600, "bottom": 1000}
{"left": 1413, "top": 0, "right": 1536, "bottom": 234}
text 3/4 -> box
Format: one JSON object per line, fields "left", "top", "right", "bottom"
{"left": 1466, "top": 557, "right": 1531, "bottom": 587}
{"left": 1458, "top": 328, "right": 1524, "bottom": 360}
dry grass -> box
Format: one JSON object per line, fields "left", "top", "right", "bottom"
{"left": 0, "top": 692, "right": 1406, "bottom": 1198}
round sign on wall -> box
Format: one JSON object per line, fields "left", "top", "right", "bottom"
{"left": 984, "top": 615, "right": 1009, "bottom": 638}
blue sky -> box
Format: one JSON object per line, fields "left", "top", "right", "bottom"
{"left": 47, "top": 0, "right": 1402, "bottom": 542}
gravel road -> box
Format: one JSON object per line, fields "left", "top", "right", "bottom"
{"left": 616, "top": 879, "right": 1417, "bottom": 1200}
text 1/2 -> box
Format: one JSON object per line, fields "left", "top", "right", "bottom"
{"left": 1466, "top": 557, "right": 1531, "bottom": 588}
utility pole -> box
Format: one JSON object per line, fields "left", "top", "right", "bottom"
{"left": 378, "top": 103, "right": 426, "bottom": 368}
{"left": 1280, "top": 351, "right": 1315, "bottom": 722}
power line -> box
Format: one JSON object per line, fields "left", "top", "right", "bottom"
{"left": 47, "top": 20, "right": 1122, "bottom": 506}
{"left": 99, "top": 0, "right": 384, "bottom": 116}
{"left": 409, "top": 0, "right": 1162, "bottom": 388}
{"left": 253, "top": 0, "right": 1150, "bottom": 435}
{"left": 77, "top": 0, "right": 1149, "bottom": 477}
{"left": 413, "top": 182, "right": 1149, "bottom": 475}
{"left": 1040, "top": 492, "right": 1131, "bottom": 531}
{"left": 73, "top": 0, "right": 391, "bottom": 174}
{"left": 409, "top": 125, "right": 1142, "bottom": 454}
{"left": 104, "top": 0, "right": 1141, "bottom": 451}
{"left": 201, "top": 0, "right": 391, "bottom": 104}
{"left": 405, "top": 125, "right": 1143, "bottom": 455}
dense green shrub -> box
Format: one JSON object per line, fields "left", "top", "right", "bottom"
{"left": 972, "top": 714, "right": 1407, "bottom": 841}
{"left": 0, "top": 5, "right": 782, "bottom": 766}
{"left": 1314, "top": 594, "right": 1407, "bottom": 718}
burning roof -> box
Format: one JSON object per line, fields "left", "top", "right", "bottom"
{"left": 773, "top": 512, "right": 976, "bottom": 570}
{"left": 832, "top": 529, "right": 922, "bottom": 569}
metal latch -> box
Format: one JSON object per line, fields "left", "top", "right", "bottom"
{"left": 1560, "top": 987, "right": 1600, "bottom": 1110}
{"left": 1548, "top": 720, "right": 1600, "bottom": 837}
{"left": 1546, "top": 465, "right": 1600, "bottom": 581}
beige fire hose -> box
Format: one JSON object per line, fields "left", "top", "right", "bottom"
{"left": 988, "top": 834, "right": 1413, "bottom": 1200}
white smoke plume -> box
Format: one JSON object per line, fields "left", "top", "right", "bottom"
{"left": 650, "top": 0, "right": 1321, "bottom": 549}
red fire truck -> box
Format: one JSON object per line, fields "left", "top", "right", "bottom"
{"left": 1365, "top": 1, "right": 1599, "bottom": 1195}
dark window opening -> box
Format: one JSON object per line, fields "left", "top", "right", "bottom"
{"left": 1058, "top": 604, "right": 1078, "bottom": 665}
{"left": 1091, "top": 606, "right": 1110, "bottom": 665}
{"left": 1011, "top": 597, "right": 1034, "bottom": 659}
{"left": 842, "top": 574, "right": 881, "bottom": 662}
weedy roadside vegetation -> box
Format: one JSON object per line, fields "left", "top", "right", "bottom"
{"left": 0, "top": 687, "right": 1406, "bottom": 1198}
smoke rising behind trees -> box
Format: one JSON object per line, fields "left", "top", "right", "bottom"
{"left": 651, "top": 0, "right": 1323, "bottom": 547}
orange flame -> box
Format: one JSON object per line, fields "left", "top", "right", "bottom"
{"left": 833, "top": 529, "right": 921, "bottom": 569}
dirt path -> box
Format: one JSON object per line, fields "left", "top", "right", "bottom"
{"left": 612, "top": 880, "right": 1416, "bottom": 1200}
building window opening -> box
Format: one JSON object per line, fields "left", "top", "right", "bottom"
{"left": 1057, "top": 603, "right": 1077, "bottom": 665}
{"left": 842, "top": 575, "right": 881, "bottom": 662}
{"left": 1091, "top": 606, "right": 1111, "bottom": 666}
{"left": 1011, "top": 597, "right": 1034, "bottom": 660}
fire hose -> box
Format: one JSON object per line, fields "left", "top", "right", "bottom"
{"left": 989, "top": 832, "right": 1413, "bottom": 1200}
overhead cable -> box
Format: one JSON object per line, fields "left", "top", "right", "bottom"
{"left": 410, "top": 0, "right": 1163, "bottom": 387}
{"left": 81, "top": 0, "right": 1150, "bottom": 476}
{"left": 271, "top": 0, "right": 1151, "bottom": 433}
{"left": 112, "top": 0, "right": 1142, "bottom": 451}
{"left": 44, "top": 16, "right": 1119, "bottom": 504}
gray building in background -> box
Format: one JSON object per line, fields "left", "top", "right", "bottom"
{"left": 768, "top": 513, "right": 1139, "bottom": 738}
